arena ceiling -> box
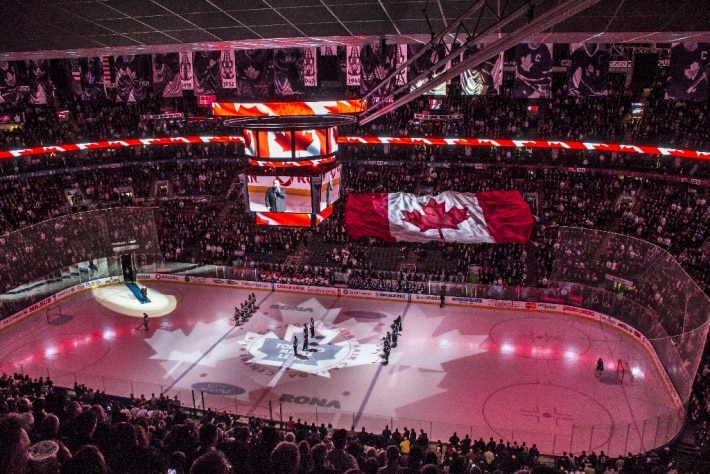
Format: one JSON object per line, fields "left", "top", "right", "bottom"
{"left": 1, "top": 0, "right": 709, "bottom": 61}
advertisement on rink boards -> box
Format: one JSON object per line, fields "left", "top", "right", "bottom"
{"left": 0, "top": 276, "right": 120, "bottom": 331}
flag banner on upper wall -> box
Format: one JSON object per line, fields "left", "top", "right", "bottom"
{"left": 193, "top": 51, "right": 222, "bottom": 95}
{"left": 359, "top": 42, "right": 397, "bottom": 98}
{"left": 152, "top": 53, "right": 182, "bottom": 98}
{"left": 346, "top": 46, "right": 362, "bottom": 87}
{"left": 568, "top": 43, "right": 610, "bottom": 96}
{"left": 179, "top": 52, "right": 194, "bottom": 90}
{"left": 220, "top": 50, "right": 236, "bottom": 89}
{"left": 513, "top": 42, "right": 552, "bottom": 98}
{"left": 303, "top": 47, "right": 317, "bottom": 87}
{"left": 273, "top": 48, "right": 305, "bottom": 96}
{"left": 665, "top": 42, "right": 710, "bottom": 101}
{"left": 114, "top": 55, "right": 151, "bottom": 103}
{"left": 344, "top": 190, "right": 534, "bottom": 244}
{"left": 461, "top": 48, "right": 503, "bottom": 95}
{"left": 394, "top": 43, "right": 408, "bottom": 86}
{"left": 234, "top": 49, "right": 272, "bottom": 99}
{"left": 69, "top": 58, "right": 82, "bottom": 92}
{"left": 26, "top": 59, "right": 54, "bottom": 105}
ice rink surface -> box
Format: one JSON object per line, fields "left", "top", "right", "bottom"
{"left": 0, "top": 282, "right": 683, "bottom": 457}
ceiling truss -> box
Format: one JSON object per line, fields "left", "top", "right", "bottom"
{"left": 359, "top": 0, "right": 603, "bottom": 126}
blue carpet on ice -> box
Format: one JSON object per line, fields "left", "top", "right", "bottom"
{"left": 125, "top": 282, "right": 150, "bottom": 303}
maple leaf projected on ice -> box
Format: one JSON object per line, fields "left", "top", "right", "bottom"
{"left": 144, "top": 321, "right": 242, "bottom": 379}
{"left": 401, "top": 198, "right": 469, "bottom": 240}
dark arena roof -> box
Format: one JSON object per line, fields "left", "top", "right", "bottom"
{"left": 1, "top": 0, "right": 709, "bottom": 59}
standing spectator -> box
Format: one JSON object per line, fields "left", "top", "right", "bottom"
{"left": 327, "top": 429, "right": 358, "bottom": 473}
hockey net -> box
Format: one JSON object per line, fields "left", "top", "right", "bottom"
{"left": 46, "top": 304, "right": 62, "bottom": 323}
{"left": 616, "top": 358, "right": 628, "bottom": 384}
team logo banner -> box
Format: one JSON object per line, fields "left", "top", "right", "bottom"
{"left": 114, "top": 55, "right": 151, "bottom": 103}
{"left": 665, "top": 42, "right": 710, "bottom": 100}
{"left": 193, "top": 51, "right": 222, "bottom": 95}
{"left": 346, "top": 46, "right": 362, "bottom": 87}
{"left": 359, "top": 43, "right": 397, "bottom": 97}
{"left": 152, "top": 53, "right": 182, "bottom": 98}
{"left": 273, "top": 48, "right": 305, "bottom": 96}
{"left": 303, "top": 48, "right": 317, "bottom": 87}
{"left": 235, "top": 49, "right": 271, "bottom": 99}
{"left": 78, "top": 57, "right": 106, "bottom": 101}
{"left": 220, "top": 50, "right": 236, "bottom": 89}
{"left": 568, "top": 43, "right": 610, "bottom": 96}
{"left": 513, "top": 42, "right": 552, "bottom": 98}
{"left": 26, "top": 59, "right": 54, "bottom": 105}
{"left": 0, "top": 61, "right": 27, "bottom": 105}
{"left": 179, "top": 52, "right": 194, "bottom": 90}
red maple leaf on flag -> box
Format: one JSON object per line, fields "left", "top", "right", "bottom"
{"left": 274, "top": 131, "right": 292, "bottom": 151}
{"left": 293, "top": 130, "right": 315, "bottom": 151}
{"left": 401, "top": 197, "right": 469, "bottom": 240}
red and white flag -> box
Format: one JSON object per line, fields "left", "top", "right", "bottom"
{"left": 345, "top": 190, "right": 533, "bottom": 244}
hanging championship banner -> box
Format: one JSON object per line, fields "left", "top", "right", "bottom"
{"left": 320, "top": 45, "right": 337, "bottom": 56}
{"left": 220, "top": 50, "right": 236, "bottom": 89}
{"left": 303, "top": 47, "right": 317, "bottom": 87}
{"left": 152, "top": 53, "right": 182, "bottom": 98}
{"left": 568, "top": 43, "right": 610, "bottom": 96}
{"left": 513, "top": 42, "right": 552, "bottom": 98}
{"left": 346, "top": 46, "right": 362, "bottom": 86}
{"left": 665, "top": 42, "right": 710, "bottom": 100}
{"left": 179, "top": 52, "right": 194, "bottom": 90}
{"left": 394, "top": 43, "right": 408, "bottom": 86}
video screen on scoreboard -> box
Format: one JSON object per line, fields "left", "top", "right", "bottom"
{"left": 243, "top": 128, "right": 337, "bottom": 161}
{"left": 244, "top": 129, "right": 257, "bottom": 157}
{"left": 244, "top": 174, "right": 314, "bottom": 214}
{"left": 313, "top": 164, "right": 342, "bottom": 212}
{"left": 257, "top": 130, "right": 294, "bottom": 159}
{"left": 328, "top": 127, "right": 338, "bottom": 155}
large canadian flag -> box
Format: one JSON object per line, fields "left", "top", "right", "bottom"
{"left": 345, "top": 190, "right": 533, "bottom": 243}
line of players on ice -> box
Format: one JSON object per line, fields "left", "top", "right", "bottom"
{"left": 234, "top": 296, "right": 402, "bottom": 366}
{"left": 234, "top": 293, "right": 257, "bottom": 326}
{"left": 376, "top": 315, "right": 402, "bottom": 365}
